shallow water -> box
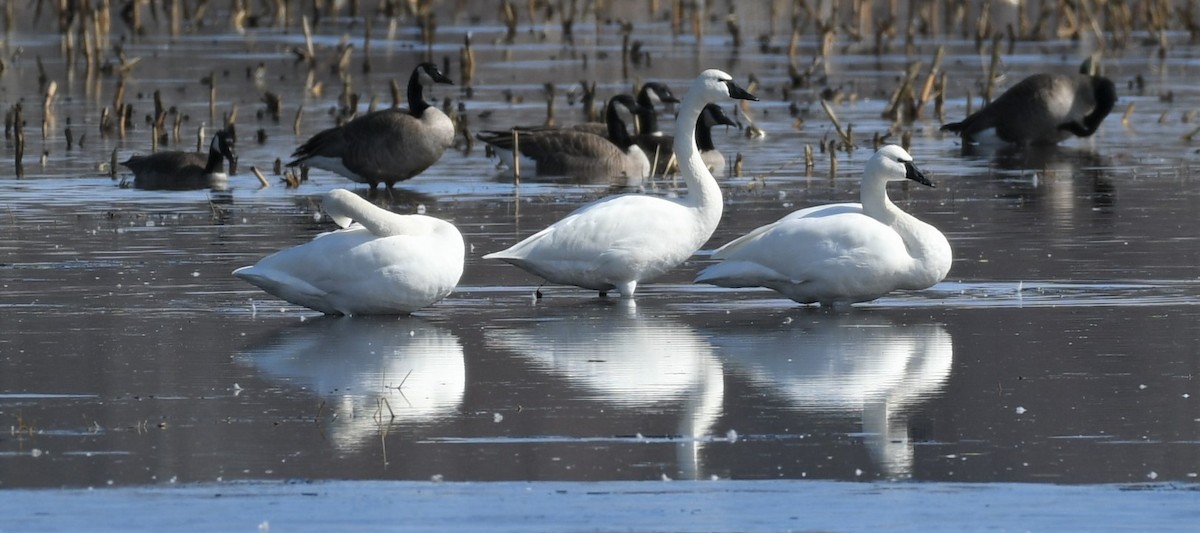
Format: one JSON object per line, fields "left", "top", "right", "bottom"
{"left": 2, "top": 3, "right": 1200, "bottom": 489}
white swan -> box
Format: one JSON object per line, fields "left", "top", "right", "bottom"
{"left": 483, "top": 69, "right": 758, "bottom": 297}
{"left": 695, "top": 145, "right": 952, "bottom": 306}
{"left": 233, "top": 189, "right": 464, "bottom": 315}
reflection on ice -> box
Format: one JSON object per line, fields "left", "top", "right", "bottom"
{"left": 238, "top": 317, "right": 465, "bottom": 449}
{"left": 483, "top": 301, "right": 724, "bottom": 479}
{"left": 710, "top": 316, "right": 952, "bottom": 479}
{"left": 957, "top": 143, "right": 1116, "bottom": 216}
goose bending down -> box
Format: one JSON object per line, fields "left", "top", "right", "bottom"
{"left": 122, "top": 130, "right": 237, "bottom": 190}
{"left": 694, "top": 145, "right": 952, "bottom": 307}
{"left": 483, "top": 70, "right": 758, "bottom": 297}
{"left": 941, "top": 73, "right": 1116, "bottom": 145}
{"left": 233, "top": 189, "right": 464, "bottom": 315}
{"left": 477, "top": 94, "right": 650, "bottom": 181}
{"left": 287, "top": 63, "right": 455, "bottom": 190}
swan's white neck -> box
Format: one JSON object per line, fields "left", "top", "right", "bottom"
{"left": 325, "top": 190, "right": 413, "bottom": 237}
{"left": 673, "top": 91, "right": 724, "bottom": 233}
{"left": 860, "top": 179, "right": 901, "bottom": 226}
{"left": 861, "top": 180, "right": 950, "bottom": 285}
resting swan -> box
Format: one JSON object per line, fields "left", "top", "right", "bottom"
{"left": 483, "top": 69, "right": 758, "bottom": 297}
{"left": 233, "top": 189, "right": 464, "bottom": 315}
{"left": 695, "top": 145, "right": 952, "bottom": 307}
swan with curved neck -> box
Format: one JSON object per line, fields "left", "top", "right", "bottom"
{"left": 695, "top": 145, "right": 952, "bottom": 306}
{"left": 233, "top": 189, "right": 464, "bottom": 315}
{"left": 483, "top": 69, "right": 758, "bottom": 297}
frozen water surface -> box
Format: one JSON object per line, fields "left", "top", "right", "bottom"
{"left": 2, "top": 1, "right": 1199, "bottom": 530}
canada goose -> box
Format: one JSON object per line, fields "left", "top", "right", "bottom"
{"left": 573, "top": 81, "right": 680, "bottom": 137}
{"left": 476, "top": 94, "right": 651, "bottom": 181}
{"left": 941, "top": 73, "right": 1117, "bottom": 145}
{"left": 574, "top": 82, "right": 684, "bottom": 173}
{"left": 483, "top": 70, "right": 758, "bottom": 298}
{"left": 287, "top": 63, "right": 455, "bottom": 190}
{"left": 695, "top": 145, "right": 952, "bottom": 307}
{"left": 233, "top": 188, "right": 465, "bottom": 315}
{"left": 642, "top": 103, "right": 738, "bottom": 177}
{"left": 122, "top": 130, "right": 237, "bottom": 190}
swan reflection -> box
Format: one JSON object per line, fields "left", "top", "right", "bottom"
{"left": 710, "top": 315, "right": 953, "bottom": 479}
{"left": 239, "top": 317, "right": 465, "bottom": 449}
{"left": 483, "top": 302, "right": 724, "bottom": 479}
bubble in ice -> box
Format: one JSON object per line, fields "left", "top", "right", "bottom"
{"left": 1015, "top": 406, "right": 1027, "bottom": 414}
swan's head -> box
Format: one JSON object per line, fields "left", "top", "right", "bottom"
{"left": 323, "top": 188, "right": 364, "bottom": 228}
{"left": 416, "top": 62, "right": 454, "bottom": 87}
{"left": 869, "top": 145, "right": 934, "bottom": 188}
{"left": 692, "top": 69, "right": 758, "bottom": 103}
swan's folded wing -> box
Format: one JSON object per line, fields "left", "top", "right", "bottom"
{"left": 233, "top": 265, "right": 338, "bottom": 314}
{"left": 694, "top": 259, "right": 795, "bottom": 287}
{"left": 704, "top": 211, "right": 906, "bottom": 287}
{"left": 486, "top": 194, "right": 657, "bottom": 259}
{"left": 711, "top": 203, "right": 861, "bottom": 259}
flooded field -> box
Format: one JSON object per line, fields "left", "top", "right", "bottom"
{"left": 2, "top": 0, "right": 1199, "bottom": 495}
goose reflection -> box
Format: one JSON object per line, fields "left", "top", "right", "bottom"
{"left": 238, "top": 317, "right": 465, "bottom": 450}
{"left": 710, "top": 315, "right": 952, "bottom": 479}
{"left": 483, "top": 301, "right": 724, "bottom": 479}
{"left": 958, "top": 143, "right": 1116, "bottom": 214}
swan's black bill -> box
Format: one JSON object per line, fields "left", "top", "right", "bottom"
{"left": 724, "top": 80, "right": 758, "bottom": 101}
{"left": 904, "top": 161, "right": 935, "bottom": 188}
